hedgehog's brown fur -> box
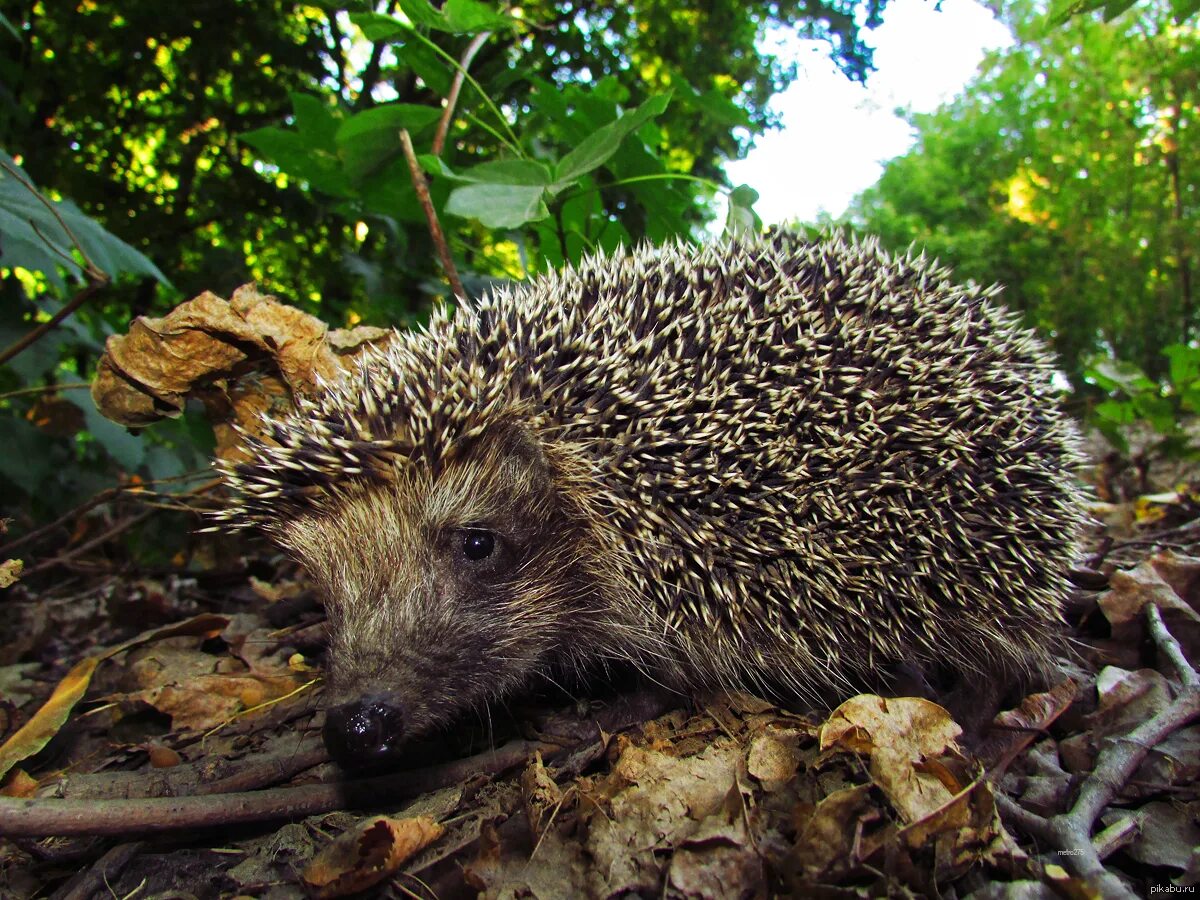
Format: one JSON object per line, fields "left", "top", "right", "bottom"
{"left": 217, "top": 232, "right": 1087, "bottom": 746}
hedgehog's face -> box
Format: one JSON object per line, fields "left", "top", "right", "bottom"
{"left": 277, "top": 426, "right": 594, "bottom": 768}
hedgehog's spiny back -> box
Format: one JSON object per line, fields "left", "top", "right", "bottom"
{"left": 220, "top": 233, "right": 1085, "bottom": 697}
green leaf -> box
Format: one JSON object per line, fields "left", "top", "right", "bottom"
{"left": 418, "top": 154, "right": 458, "bottom": 178}
{"left": 1163, "top": 344, "right": 1200, "bottom": 391}
{"left": 397, "top": 39, "right": 453, "bottom": 96}
{"left": 0, "top": 150, "right": 168, "bottom": 289}
{"left": 447, "top": 159, "right": 553, "bottom": 186}
{"left": 1131, "top": 393, "right": 1178, "bottom": 435}
{"left": 1082, "top": 355, "right": 1156, "bottom": 396}
{"left": 290, "top": 92, "right": 340, "bottom": 152}
{"left": 1101, "top": 0, "right": 1138, "bottom": 19}
{"left": 238, "top": 126, "right": 353, "bottom": 197}
{"left": 1046, "top": 0, "right": 1101, "bottom": 25}
{"left": 1173, "top": 0, "right": 1200, "bottom": 21}
{"left": 335, "top": 104, "right": 442, "bottom": 178}
{"left": 691, "top": 88, "right": 752, "bottom": 129}
{"left": 445, "top": 183, "right": 550, "bottom": 228}
{"left": 0, "top": 416, "right": 58, "bottom": 493}
{"left": 396, "top": 0, "right": 445, "bottom": 30}
{"left": 552, "top": 94, "right": 671, "bottom": 190}
{"left": 392, "top": 0, "right": 513, "bottom": 33}
{"left": 349, "top": 11, "right": 408, "bottom": 41}
{"left": 442, "top": 0, "right": 514, "bottom": 33}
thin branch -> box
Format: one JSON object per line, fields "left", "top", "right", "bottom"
{"left": 0, "top": 686, "right": 674, "bottom": 837}
{"left": 433, "top": 31, "right": 491, "bottom": 156}
{"left": 999, "top": 606, "right": 1200, "bottom": 898}
{"left": 399, "top": 128, "right": 466, "bottom": 301}
{"left": 408, "top": 28, "right": 521, "bottom": 154}
{"left": 0, "top": 278, "right": 106, "bottom": 367}
{"left": 0, "top": 739, "right": 552, "bottom": 837}
{"left": 0, "top": 157, "right": 112, "bottom": 366}
{"left": 21, "top": 478, "right": 221, "bottom": 576}
{"left": 1146, "top": 602, "right": 1199, "bottom": 690}
{"left": 0, "top": 476, "right": 218, "bottom": 557}
{"left": 0, "top": 381, "right": 91, "bottom": 401}
{"left": 24, "top": 509, "right": 157, "bottom": 578}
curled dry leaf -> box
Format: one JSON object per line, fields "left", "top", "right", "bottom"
{"left": 977, "top": 679, "right": 1079, "bottom": 775}
{"left": 793, "top": 784, "right": 880, "bottom": 880}
{"left": 90, "top": 284, "right": 392, "bottom": 462}
{"left": 520, "top": 751, "right": 563, "bottom": 842}
{"left": 745, "top": 724, "right": 805, "bottom": 791}
{"left": 1098, "top": 558, "right": 1200, "bottom": 661}
{"left": 301, "top": 815, "right": 443, "bottom": 899}
{"left": 819, "top": 694, "right": 966, "bottom": 823}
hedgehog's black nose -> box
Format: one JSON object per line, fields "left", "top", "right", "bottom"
{"left": 322, "top": 696, "right": 406, "bottom": 768}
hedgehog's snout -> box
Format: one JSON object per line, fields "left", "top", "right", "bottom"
{"left": 322, "top": 693, "right": 407, "bottom": 769}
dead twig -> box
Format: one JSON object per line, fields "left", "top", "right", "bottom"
{"left": 0, "top": 738, "right": 552, "bottom": 836}
{"left": 51, "top": 841, "right": 144, "bottom": 900}
{"left": 24, "top": 509, "right": 156, "bottom": 578}
{"left": 0, "top": 279, "right": 108, "bottom": 367}
{"left": 0, "top": 381, "right": 91, "bottom": 401}
{"left": 399, "top": 127, "right": 466, "bottom": 301}
{"left": 0, "top": 687, "right": 675, "bottom": 838}
{"left": 432, "top": 31, "right": 491, "bottom": 156}
{"left": 998, "top": 602, "right": 1200, "bottom": 899}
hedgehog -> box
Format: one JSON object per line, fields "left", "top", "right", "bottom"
{"left": 216, "top": 232, "right": 1086, "bottom": 767}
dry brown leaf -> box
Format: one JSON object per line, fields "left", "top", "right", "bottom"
{"left": 302, "top": 815, "right": 443, "bottom": 898}
{"left": 0, "top": 614, "right": 228, "bottom": 778}
{"left": 1149, "top": 551, "right": 1200, "bottom": 610}
{"left": 793, "top": 784, "right": 880, "bottom": 879}
{"left": 1099, "top": 560, "right": 1200, "bottom": 660}
{"left": 121, "top": 645, "right": 305, "bottom": 733}
{"left": 90, "top": 284, "right": 390, "bottom": 436}
{"left": 0, "top": 559, "right": 22, "bottom": 588}
{"left": 585, "top": 740, "right": 746, "bottom": 896}
{"left": 745, "top": 725, "right": 804, "bottom": 791}
{"left": 897, "top": 776, "right": 1006, "bottom": 873}
{"left": 520, "top": 751, "right": 563, "bottom": 841}
{"left": 978, "top": 679, "right": 1079, "bottom": 774}
{"left": 0, "top": 656, "right": 99, "bottom": 781}
{"left": 819, "top": 694, "right": 965, "bottom": 823}
{"left": 666, "top": 781, "right": 765, "bottom": 897}
{"left": 0, "top": 768, "right": 37, "bottom": 797}
{"left": 1103, "top": 800, "right": 1200, "bottom": 882}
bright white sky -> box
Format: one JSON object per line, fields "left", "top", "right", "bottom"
{"left": 724, "top": 0, "right": 1014, "bottom": 225}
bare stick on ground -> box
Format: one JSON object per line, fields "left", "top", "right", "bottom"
{"left": 998, "top": 602, "right": 1200, "bottom": 900}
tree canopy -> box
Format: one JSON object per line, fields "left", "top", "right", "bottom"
{"left": 849, "top": 0, "right": 1197, "bottom": 393}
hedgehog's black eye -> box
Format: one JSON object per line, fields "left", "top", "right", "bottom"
{"left": 462, "top": 529, "right": 496, "bottom": 561}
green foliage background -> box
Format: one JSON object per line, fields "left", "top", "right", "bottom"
{"left": 0, "top": 0, "right": 885, "bottom": 532}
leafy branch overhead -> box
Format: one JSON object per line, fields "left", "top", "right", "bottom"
{"left": 0, "top": 151, "right": 167, "bottom": 292}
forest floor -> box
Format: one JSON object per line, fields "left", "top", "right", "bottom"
{"left": 0, "top": 447, "right": 1198, "bottom": 899}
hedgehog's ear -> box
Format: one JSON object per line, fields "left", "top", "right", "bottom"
{"left": 486, "top": 422, "right": 555, "bottom": 497}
